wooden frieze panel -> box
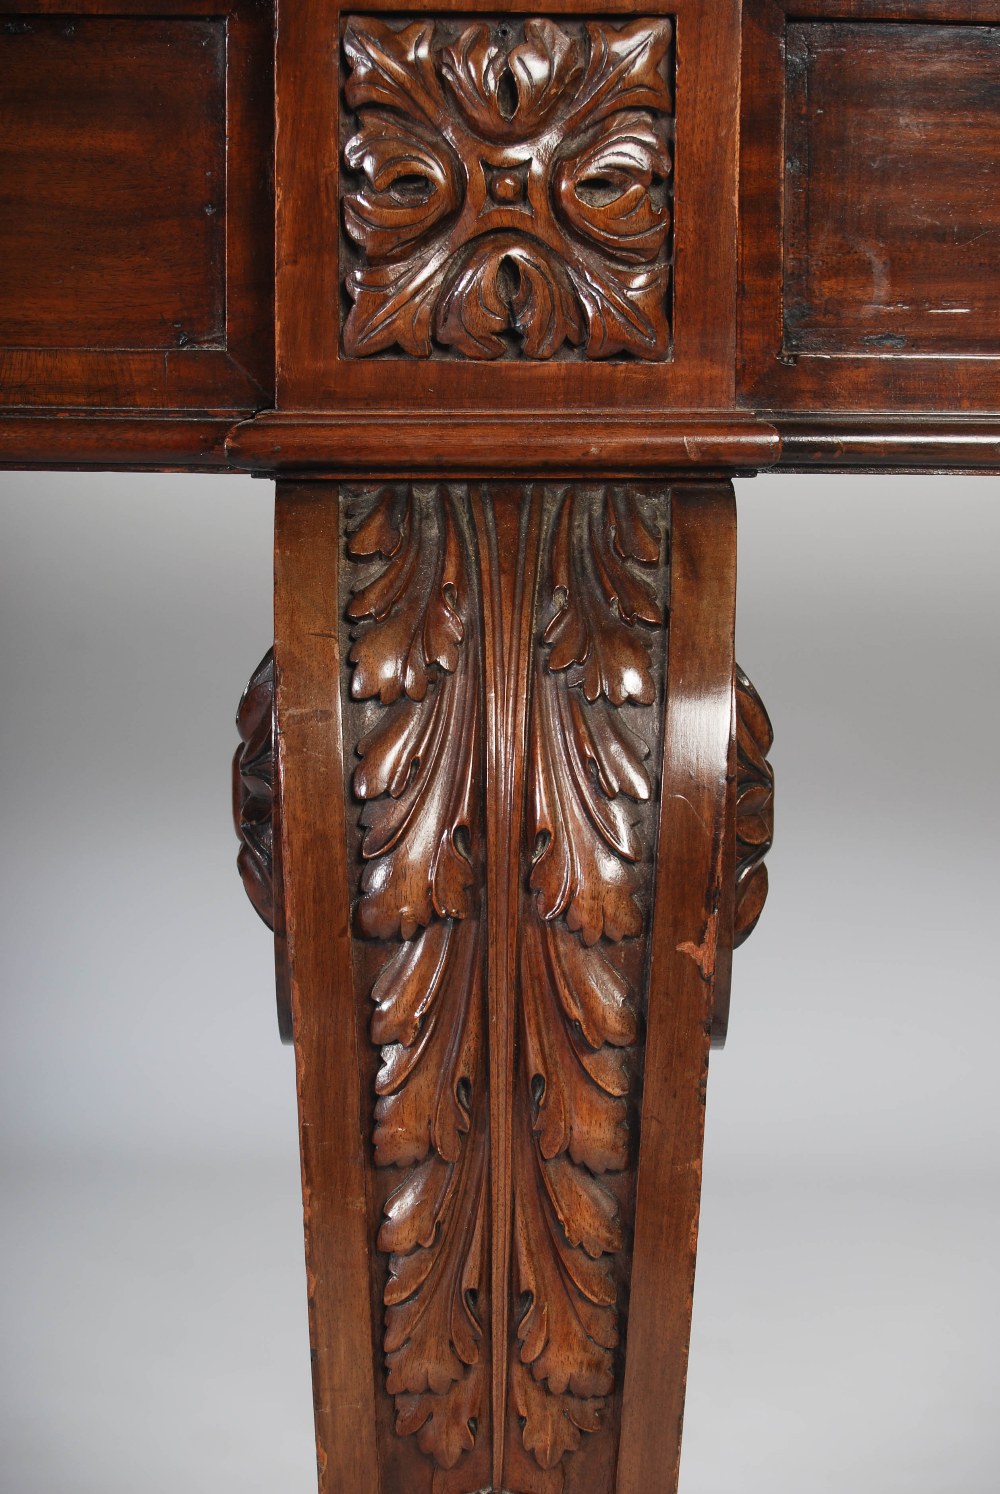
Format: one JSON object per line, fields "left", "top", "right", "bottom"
{"left": 0, "top": 16, "right": 227, "bottom": 353}
{"left": 740, "top": 0, "right": 1000, "bottom": 417}
{"left": 0, "top": 0, "right": 274, "bottom": 443}
{"left": 783, "top": 21, "right": 1000, "bottom": 359}
{"left": 272, "top": 0, "right": 741, "bottom": 415}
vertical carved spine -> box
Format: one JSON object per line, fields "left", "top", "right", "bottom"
{"left": 346, "top": 485, "right": 488, "bottom": 1470}
{"left": 513, "top": 487, "right": 667, "bottom": 1469}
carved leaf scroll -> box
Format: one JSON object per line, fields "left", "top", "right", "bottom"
{"left": 513, "top": 486, "right": 666, "bottom": 1468}
{"left": 347, "top": 485, "right": 488, "bottom": 1470}
{"left": 340, "top": 17, "right": 674, "bottom": 360}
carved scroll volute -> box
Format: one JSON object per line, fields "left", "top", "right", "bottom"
{"left": 733, "top": 666, "right": 774, "bottom": 946}
{"left": 233, "top": 648, "right": 291, "bottom": 1042}
{"left": 712, "top": 664, "right": 775, "bottom": 1046}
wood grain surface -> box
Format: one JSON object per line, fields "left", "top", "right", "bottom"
{"left": 268, "top": 479, "right": 741, "bottom": 1494}
{"left": 617, "top": 484, "right": 736, "bottom": 1494}
{"left": 783, "top": 22, "right": 1000, "bottom": 358}
{"left": 274, "top": 487, "right": 381, "bottom": 1494}
{"left": 7, "top": 3, "right": 1000, "bottom": 1491}
{"left": 740, "top": 0, "right": 1000, "bottom": 413}
{"left": 0, "top": 0, "right": 274, "bottom": 421}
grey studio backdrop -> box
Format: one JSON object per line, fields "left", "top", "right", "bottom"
{"left": 0, "top": 470, "right": 997, "bottom": 1494}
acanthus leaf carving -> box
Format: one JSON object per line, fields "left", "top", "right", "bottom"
{"left": 734, "top": 666, "right": 775, "bottom": 946}
{"left": 341, "top": 18, "right": 674, "bottom": 361}
{"left": 554, "top": 112, "right": 671, "bottom": 264}
{"left": 441, "top": 18, "right": 586, "bottom": 138}
{"left": 434, "top": 235, "right": 585, "bottom": 361}
{"left": 232, "top": 648, "right": 277, "bottom": 930}
{"left": 347, "top": 484, "right": 488, "bottom": 1471}
{"left": 343, "top": 120, "right": 462, "bottom": 264}
{"left": 570, "top": 16, "right": 674, "bottom": 127}
{"left": 342, "top": 484, "right": 670, "bottom": 1479}
{"left": 513, "top": 485, "right": 667, "bottom": 1469}
{"left": 343, "top": 17, "right": 450, "bottom": 131}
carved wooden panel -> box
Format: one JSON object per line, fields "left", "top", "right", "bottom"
{"left": 339, "top": 482, "right": 669, "bottom": 1490}
{"left": 340, "top": 18, "right": 674, "bottom": 360}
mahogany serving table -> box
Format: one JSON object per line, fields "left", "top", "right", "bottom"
{"left": 3, "top": 1, "right": 998, "bottom": 1489}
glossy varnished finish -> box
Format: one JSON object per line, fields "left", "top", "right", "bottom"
{"left": 273, "top": 479, "right": 738, "bottom": 1494}
{"left": 338, "top": 17, "right": 675, "bottom": 362}
{"left": 783, "top": 21, "right": 1000, "bottom": 359}
{"left": 228, "top": 411, "right": 779, "bottom": 476}
{"left": 7, "top": 0, "right": 1000, "bottom": 1489}
{"left": 344, "top": 482, "right": 668, "bottom": 1492}
{"left": 0, "top": 0, "right": 274, "bottom": 461}
{"left": 272, "top": 0, "right": 744, "bottom": 428}
{"left": 617, "top": 485, "right": 735, "bottom": 1494}
{"left": 740, "top": 0, "right": 1000, "bottom": 416}
{"left": 0, "top": 16, "right": 227, "bottom": 351}
{"left": 274, "top": 488, "right": 381, "bottom": 1494}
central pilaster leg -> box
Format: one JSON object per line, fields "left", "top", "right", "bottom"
{"left": 268, "top": 478, "right": 746, "bottom": 1494}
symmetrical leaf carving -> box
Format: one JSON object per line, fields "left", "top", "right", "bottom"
{"left": 346, "top": 485, "right": 488, "bottom": 1470}
{"left": 733, "top": 666, "right": 774, "bottom": 946}
{"left": 340, "top": 17, "right": 674, "bottom": 360}
{"left": 342, "top": 484, "right": 668, "bottom": 1480}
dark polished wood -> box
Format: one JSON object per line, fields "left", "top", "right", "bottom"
{"left": 4, "top": 0, "right": 998, "bottom": 1488}
{"left": 233, "top": 648, "right": 292, "bottom": 1042}
{"left": 740, "top": 0, "right": 1000, "bottom": 415}
{"left": 274, "top": 488, "right": 382, "bottom": 1494}
{"left": 227, "top": 410, "right": 780, "bottom": 476}
{"left": 0, "top": 0, "right": 274, "bottom": 459}
{"left": 271, "top": 478, "right": 737, "bottom": 1494}
{"left": 783, "top": 22, "right": 1000, "bottom": 361}
{"left": 617, "top": 484, "right": 735, "bottom": 1494}
{"left": 1, "top": 16, "right": 227, "bottom": 352}
{"left": 272, "top": 0, "right": 743, "bottom": 422}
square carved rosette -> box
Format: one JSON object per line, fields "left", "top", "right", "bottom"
{"left": 339, "top": 15, "right": 675, "bottom": 361}
{"left": 260, "top": 0, "right": 741, "bottom": 428}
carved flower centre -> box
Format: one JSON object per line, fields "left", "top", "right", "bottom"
{"left": 341, "top": 16, "right": 675, "bottom": 360}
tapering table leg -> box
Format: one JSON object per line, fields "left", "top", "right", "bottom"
{"left": 235, "top": 478, "right": 772, "bottom": 1494}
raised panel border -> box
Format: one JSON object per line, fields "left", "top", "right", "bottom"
{"left": 0, "top": 0, "right": 274, "bottom": 453}
{"left": 273, "top": 0, "right": 742, "bottom": 417}
{"left": 740, "top": 0, "right": 1000, "bottom": 416}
